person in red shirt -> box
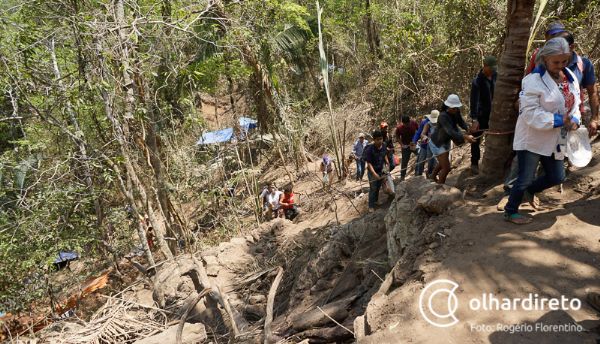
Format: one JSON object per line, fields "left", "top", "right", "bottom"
{"left": 395, "top": 115, "right": 419, "bottom": 181}
{"left": 278, "top": 184, "right": 299, "bottom": 220}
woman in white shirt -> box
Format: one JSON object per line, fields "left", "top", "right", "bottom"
{"left": 505, "top": 37, "right": 581, "bottom": 224}
{"left": 261, "top": 184, "right": 283, "bottom": 220}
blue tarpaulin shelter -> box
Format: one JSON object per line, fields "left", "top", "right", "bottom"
{"left": 196, "top": 127, "right": 234, "bottom": 145}
{"left": 53, "top": 251, "right": 79, "bottom": 271}
{"left": 196, "top": 117, "right": 257, "bottom": 145}
{"left": 54, "top": 251, "right": 79, "bottom": 264}
{"left": 239, "top": 117, "right": 257, "bottom": 131}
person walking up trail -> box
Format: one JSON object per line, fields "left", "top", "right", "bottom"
{"left": 499, "top": 22, "right": 570, "bottom": 210}
{"left": 363, "top": 129, "right": 389, "bottom": 213}
{"left": 352, "top": 133, "right": 368, "bottom": 181}
{"left": 429, "top": 94, "right": 476, "bottom": 184}
{"left": 413, "top": 110, "right": 439, "bottom": 178}
{"left": 320, "top": 154, "right": 335, "bottom": 188}
{"left": 395, "top": 115, "right": 419, "bottom": 181}
{"left": 380, "top": 122, "right": 396, "bottom": 171}
{"left": 504, "top": 37, "right": 581, "bottom": 224}
{"left": 469, "top": 56, "right": 497, "bottom": 175}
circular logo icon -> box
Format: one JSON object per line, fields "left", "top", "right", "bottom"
{"left": 419, "top": 279, "right": 459, "bottom": 328}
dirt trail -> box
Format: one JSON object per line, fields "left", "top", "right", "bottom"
{"left": 362, "top": 149, "right": 600, "bottom": 343}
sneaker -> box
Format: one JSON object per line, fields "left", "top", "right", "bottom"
{"left": 470, "top": 165, "right": 479, "bottom": 175}
{"left": 504, "top": 213, "right": 533, "bottom": 224}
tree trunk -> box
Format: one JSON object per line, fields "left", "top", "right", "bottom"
{"left": 481, "top": 0, "right": 536, "bottom": 179}
{"left": 113, "top": 0, "right": 136, "bottom": 120}
{"left": 364, "top": 0, "right": 382, "bottom": 59}
{"left": 111, "top": 0, "right": 174, "bottom": 261}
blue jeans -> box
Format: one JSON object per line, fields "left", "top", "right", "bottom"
{"left": 367, "top": 170, "right": 383, "bottom": 209}
{"left": 426, "top": 146, "right": 437, "bottom": 176}
{"left": 503, "top": 155, "right": 519, "bottom": 196}
{"left": 504, "top": 150, "right": 565, "bottom": 215}
{"left": 415, "top": 144, "right": 436, "bottom": 176}
{"left": 355, "top": 158, "right": 366, "bottom": 180}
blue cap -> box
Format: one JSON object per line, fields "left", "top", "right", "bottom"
{"left": 546, "top": 21, "right": 566, "bottom": 36}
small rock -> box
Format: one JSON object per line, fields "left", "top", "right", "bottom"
{"left": 354, "top": 315, "right": 366, "bottom": 339}
{"left": 245, "top": 235, "right": 255, "bottom": 244}
{"left": 203, "top": 255, "right": 218, "bottom": 265}
{"left": 417, "top": 185, "right": 463, "bottom": 214}
{"left": 467, "top": 241, "right": 474, "bottom": 246}
{"left": 218, "top": 242, "right": 231, "bottom": 252}
{"left": 230, "top": 237, "right": 248, "bottom": 246}
{"left": 429, "top": 242, "right": 441, "bottom": 249}
{"left": 206, "top": 264, "right": 219, "bottom": 277}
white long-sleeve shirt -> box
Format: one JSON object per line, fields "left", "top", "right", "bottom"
{"left": 514, "top": 66, "right": 581, "bottom": 157}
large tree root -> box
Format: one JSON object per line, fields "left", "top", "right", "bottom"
{"left": 153, "top": 255, "right": 249, "bottom": 338}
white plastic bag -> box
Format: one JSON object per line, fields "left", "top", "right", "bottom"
{"left": 566, "top": 127, "right": 592, "bottom": 167}
{"left": 384, "top": 174, "right": 395, "bottom": 194}
{"left": 322, "top": 173, "right": 329, "bottom": 185}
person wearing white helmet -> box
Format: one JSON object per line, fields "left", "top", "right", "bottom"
{"left": 429, "top": 94, "right": 476, "bottom": 184}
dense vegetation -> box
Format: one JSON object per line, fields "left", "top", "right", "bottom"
{"left": 1, "top": 0, "right": 598, "bottom": 313}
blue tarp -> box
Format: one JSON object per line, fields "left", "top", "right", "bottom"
{"left": 54, "top": 251, "right": 79, "bottom": 264}
{"left": 239, "top": 117, "right": 257, "bottom": 131}
{"left": 196, "top": 117, "right": 258, "bottom": 145}
{"left": 196, "top": 127, "right": 234, "bottom": 145}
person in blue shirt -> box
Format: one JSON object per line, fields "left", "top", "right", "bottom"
{"left": 351, "top": 133, "right": 369, "bottom": 181}
{"left": 412, "top": 110, "right": 439, "bottom": 177}
{"left": 363, "top": 129, "right": 389, "bottom": 212}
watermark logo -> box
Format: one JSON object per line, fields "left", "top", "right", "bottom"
{"left": 419, "top": 279, "right": 583, "bottom": 329}
{"left": 419, "top": 279, "right": 460, "bottom": 328}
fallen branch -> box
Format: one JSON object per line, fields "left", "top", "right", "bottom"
{"left": 176, "top": 288, "right": 212, "bottom": 344}
{"left": 264, "top": 266, "right": 284, "bottom": 344}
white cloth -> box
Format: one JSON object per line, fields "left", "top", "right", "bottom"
{"left": 266, "top": 191, "right": 283, "bottom": 209}
{"left": 514, "top": 67, "right": 581, "bottom": 157}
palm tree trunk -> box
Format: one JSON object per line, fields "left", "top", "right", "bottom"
{"left": 481, "top": 0, "right": 536, "bottom": 179}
